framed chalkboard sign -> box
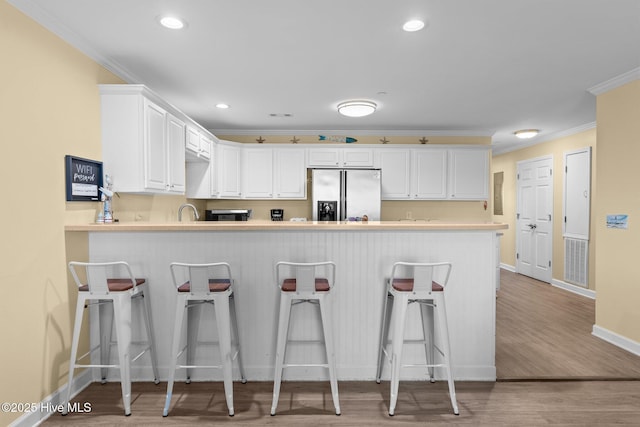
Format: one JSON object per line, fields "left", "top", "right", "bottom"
{"left": 65, "top": 155, "right": 103, "bottom": 201}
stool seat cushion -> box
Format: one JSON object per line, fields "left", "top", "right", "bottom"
{"left": 178, "top": 278, "right": 231, "bottom": 292}
{"left": 78, "top": 278, "right": 146, "bottom": 292}
{"left": 391, "top": 278, "right": 444, "bottom": 292}
{"left": 282, "top": 278, "right": 330, "bottom": 292}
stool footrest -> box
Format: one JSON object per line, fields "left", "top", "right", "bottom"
{"left": 283, "top": 363, "right": 330, "bottom": 368}
{"left": 178, "top": 364, "right": 222, "bottom": 369}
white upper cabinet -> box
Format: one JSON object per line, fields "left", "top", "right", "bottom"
{"left": 186, "top": 125, "right": 212, "bottom": 162}
{"left": 308, "top": 148, "right": 341, "bottom": 167}
{"left": 218, "top": 142, "right": 243, "bottom": 198}
{"left": 343, "top": 148, "right": 374, "bottom": 167}
{"left": 100, "top": 85, "right": 186, "bottom": 194}
{"left": 243, "top": 147, "right": 307, "bottom": 199}
{"left": 377, "top": 149, "right": 412, "bottom": 199}
{"left": 165, "top": 112, "right": 186, "bottom": 194}
{"left": 308, "top": 147, "right": 374, "bottom": 168}
{"left": 186, "top": 137, "right": 218, "bottom": 199}
{"left": 447, "top": 148, "right": 489, "bottom": 200}
{"left": 274, "top": 148, "right": 307, "bottom": 199}
{"left": 412, "top": 149, "right": 447, "bottom": 199}
{"left": 243, "top": 148, "right": 274, "bottom": 198}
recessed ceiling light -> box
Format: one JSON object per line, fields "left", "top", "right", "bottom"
{"left": 403, "top": 19, "right": 425, "bottom": 32}
{"left": 514, "top": 129, "right": 540, "bottom": 139}
{"left": 215, "top": 103, "right": 229, "bottom": 109}
{"left": 159, "top": 16, "right": 185, "bottom": 30}
{"left": 337, "top": 100, "right": 377, "bottom": 117}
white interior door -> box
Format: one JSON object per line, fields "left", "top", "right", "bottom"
{"left": 516, "top": 156, "right": 553, "bottom": 283}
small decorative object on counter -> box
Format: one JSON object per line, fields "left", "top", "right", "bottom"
{"left": 362, "top": 215, "right": 368, "bottom": 222}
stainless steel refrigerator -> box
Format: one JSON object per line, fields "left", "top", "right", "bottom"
{"left": 312, "top": 169, "right": 381, "bottom": 221}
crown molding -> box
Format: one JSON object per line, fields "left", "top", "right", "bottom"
{"left": 588, "top": 67, "right": 640, "bottom": 96}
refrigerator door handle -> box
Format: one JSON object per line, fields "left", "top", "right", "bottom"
{"left": 340, "top": 170, "right": 346, "bottom": 221}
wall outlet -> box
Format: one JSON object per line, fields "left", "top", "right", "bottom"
{"left": 406, "top": 211, "right": 412, "bottom": 219}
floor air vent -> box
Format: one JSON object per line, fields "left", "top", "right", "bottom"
{"left": 564, "top": 238, "right": 588, "bottom": 287}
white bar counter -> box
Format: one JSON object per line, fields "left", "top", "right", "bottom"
{"left": 66, "top": 220, "right": 507, "bottom": 382}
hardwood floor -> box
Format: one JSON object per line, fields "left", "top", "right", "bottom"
{"left": 496, "top": 270, "right": 640, "bottom": 380}
{"left": 41, "top": 270, "right": 640, "bottom": 425}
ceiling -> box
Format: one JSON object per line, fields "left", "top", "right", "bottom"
{"left": 9, "top": 0, "right": 640, "bottom": 153}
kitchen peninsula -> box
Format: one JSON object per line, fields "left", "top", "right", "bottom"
{"left": 66, "top": 220, "right": 507, "bottom": 382}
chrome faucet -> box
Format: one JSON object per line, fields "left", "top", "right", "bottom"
{"left": 178, "top": 203, "right": 200, "bottom": 221}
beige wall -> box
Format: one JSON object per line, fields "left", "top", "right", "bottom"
{"left": 491, "top": 128, "right": 597, "bottom": 289}
{"left": 0, "top": 3, "right": 191, "bottom": 425}
{"left": 594, "top": 80, "right": 640, "bottom": 342}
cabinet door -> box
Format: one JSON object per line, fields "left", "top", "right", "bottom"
{"left": 186, "top": 125, "right": 200, "bottom": 153}
{"left": 343, "top": 149, "right": 374, "bottom": 167}
{"left": 143, "top": 99, "right": 167, "bottom": 191}
{"left": 275, "top": 149, "right": 307, "bottom": 199}
{"left": 199, "top": 133, "right": 212, "bottom": 160}
{"left": 413, "top": 149, "right": 447, "bottom": 199}
{"left": 308, "top": 148, "right": 341, "bottom": 167}
{"left": 244, "top": 148, "right": 274, "bottom": 198}
{"left": 166, "top": 113, "right": 186, "bottom": 193}
{"left": 218, "top": 144, "right": 242, "bottom": 197}
{"left": 378, "top": 149, "right": 411, "bottom": 199}
{"left": 448, "top": 149, "right": 489, "bottom": 199}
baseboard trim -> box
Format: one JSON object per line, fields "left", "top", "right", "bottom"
{"left": 9, "top": 369, "right": 93, "bottom": 427}
{"left": 551, "top": 278, "right": 596, "bottom": 299}
{"left": 500, "top": 263, "right": 515, "bottom": 272}
{"left": 592, "top": 325, "right": 640, "bottom": 357}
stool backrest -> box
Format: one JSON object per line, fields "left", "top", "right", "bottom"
{"left": 170, "top": 262, "right": 232, "bottom": 295}
{"left": 390, "top": 261, "right": 452, "bottom": 294}
{"left": 276, "top": 261, "right": 335, "bottom": 294}
{"left": 68, "top": 261, "right": 137, "bottom": 296}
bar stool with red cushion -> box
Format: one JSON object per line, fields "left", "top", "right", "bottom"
{"left": 163, "top": 262, "right": 246, "bottom": 417}
{"left": 375, "top": 261, "right": 459, "bottom": 416}
{"left": 271, "top": 261, "right": 340, "bottom": 416}
{"left": 64, "top": 261, "right": 160, "bottom": 416}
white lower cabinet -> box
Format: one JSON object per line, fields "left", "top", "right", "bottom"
{"left": 100, "top": 85, "right": 186, "bottom": 194}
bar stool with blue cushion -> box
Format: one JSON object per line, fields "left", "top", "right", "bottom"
{"left": 163, "top": 262, "right": 246, "bottom": 417}
{"left": 375, "top": 261, "right": 459, "bottom": 416}
{"left": 64, "top": 261, "right": 160, "bottom": 416}
{"left": 271, "top": 261, "right": 341, "bottom": 416}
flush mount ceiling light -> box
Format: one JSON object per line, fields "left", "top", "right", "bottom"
{"left": 514, "top": 129, "right": 540, "bottom": 139}
{"left": 337, "top": 100, "right": 377, "bottom": 117}
{"left": 159, "top": 16, "right": 185, "bottom": 29}
{"left": 403, "top": 19, "right": 425, "bottom": 32}
{"left": 215, "top": 103, "right": 230, "bottom": 109}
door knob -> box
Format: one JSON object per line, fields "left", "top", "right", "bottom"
{"left": 527, "top": 223, "right": 537, "bottom": 229}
